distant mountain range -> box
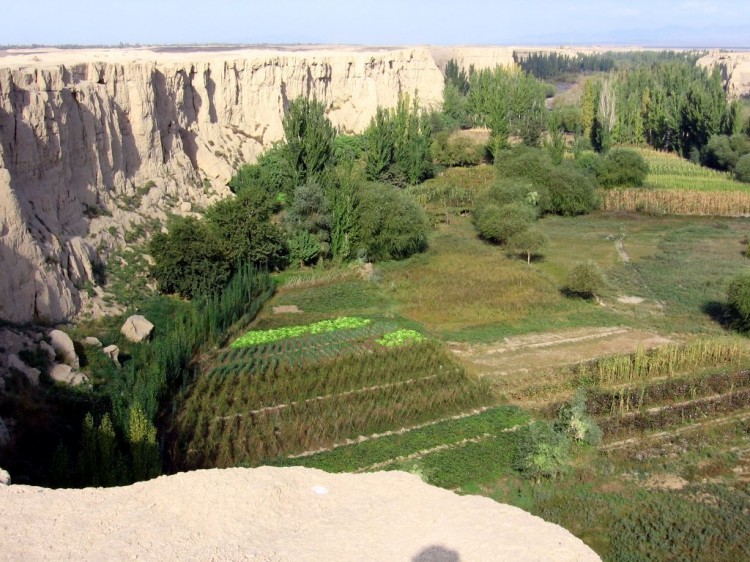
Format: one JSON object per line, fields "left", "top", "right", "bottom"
{"left": 519, "top": 25, "right": 750, "bottom": 50}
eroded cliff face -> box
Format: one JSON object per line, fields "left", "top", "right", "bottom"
{"left": 698, "top": 51, "right": 750, "bottom": 100}
{"left": 0, "top": 46, "right": 445, "bottom": 323}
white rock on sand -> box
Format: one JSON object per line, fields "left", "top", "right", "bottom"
{"left": 0, "top": 467, "right": 600, "bottom": 561}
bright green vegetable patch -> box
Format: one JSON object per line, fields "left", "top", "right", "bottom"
{"left": 230, "top": 316, "right": 371, "bottom": 348}
{"left": 376, "top": 329, "right": 425, "bottom": 347}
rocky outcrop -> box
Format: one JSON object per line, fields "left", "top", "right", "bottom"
{"left": 120, "top": 314, "right": 154, "bottom": 342}
{"left": 102, "top": 344, "right": 120, "bottom": 367}
{"left": 0, "top": 467, "right": 9, "bottom": 485}
{"left": 7, "top": 354, "right": 40, "bottom": 386}
{"left": 47, "top": 329, "right": 78, "bottom": 368}
{"left": 698, "top": 51, "right": 750, "bottom": 99}
{"left": 48, "top": 363, "right": 88, "bottom": 386}
{"left": 0, "top": 466, "right": 601, "bottom": 560}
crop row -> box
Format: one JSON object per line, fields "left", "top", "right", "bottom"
{"left": 179, "top": 371, "right": 491, "bottom": 469}
{"left": 230, "top": 316, "right": 372, "bottom": 348}
{"left": 598, "top": 387, "right": 750, "bottom": 438}
{"left": 273, "top": 405, "right": 530, "bottom": 473}
{"left": 600, "top": 188, "right": 750, "bottom": 216}
{"left": 183, "top": 340, "right": 460, "bottom": 419}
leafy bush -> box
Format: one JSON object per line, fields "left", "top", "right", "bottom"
{"left": 228, "top": 143, "right": 296, "bottom": 199}
{"left": 727, "top": 273, "right": 750, "bottom": 330}
{"left": 597, "top": 148, "right": 649, "bottom": 187}
{"left": 149, "top": 216, "right": 231, "bottom": 299}
{"left": 284, "top": 181, "right": 332, "bottom": 265}
{"left": 735, "top": 153, "right": 750, "bottom": 183}
{"left": 563, "top": 260, "right": 605, "bottom": 299}
{"left": 551, "top": 106, "right": 583, "bottom": 133}
{"left": 573, "top": 150, "right": 603, "bottom": 177}
{"left": 474, "top": 202, "right": 536, "bottom": 245}
{"left": 513, "top": 421, "right": 570, "bottom": 480}
{"left": 555, "top": 389, "right": 601, "bottom": 446}
{"left": 353, "top": 183, "right": 429, "bottom": 261}
{"left": 431, "top": 132, "right": 483, "bottom": 167}
{"left": 484, "top": 178, "right": 550, "bottom": 213}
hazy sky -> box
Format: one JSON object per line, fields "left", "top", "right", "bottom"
{"left": 3, "top": 0, "right": 750, "bottom": 46}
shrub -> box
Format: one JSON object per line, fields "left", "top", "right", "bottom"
{"left": 727, "top": 273, "right": 750, "bottom": 330}
{"left": 431, "top": 132, "right": 483, "bottom": 167}
{"left": 474, "top": 202, "right": 536, "bottom": 245}
{"left": 354, "top": 183, "right": 429, "bottom": 261}
{"left": 484, "top": 178, "right": 549, "bottom": 212}
{"left": 563, "top": 260, "right": 605, "bottom": 299}
{"left": 573, "top": 150, "right": 603, "bottom": 177}
{"left": 284, "top": 181, "right": 332, "bottom": 265}
{"left": 514, "top": 421, "right": 570, "bottom": 480}
{"left": 555, "top": 389, "right": 602, "bottom": 446}
{"left": 546, "top": 163, "right": 599, "bottom": 215}
{"left": 735, "top": 154, "right": 750, "bottom": 183}
{"left": 597, "top": 148, "right": 649, "bottom": 187}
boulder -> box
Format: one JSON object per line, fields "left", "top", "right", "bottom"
{"left": 38, "top": 341, "right": 56, "bottom": 363}
{"left": 0, "top": 468, "right": 10, "bottom": 486}
{"left": 83, "top": 336, "right": 103, "bottom": 347}
{"left": 49, "top": 364, "right": 89, "bottom": 386}
{"left": 121, "top": 315, "right": 154, "bottom": 342}
{"left": 8, "top": 354, "right": 41, "bottom": 386}
{"left": 48, "top": 330, "right": 79, "bottom": 368}
{"left": 102, "top": 344, "right": 120, "bottom": 368}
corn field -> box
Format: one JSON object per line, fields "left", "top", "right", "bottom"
{"left": 600, "top": 188, "right": 750, "bottom": 216}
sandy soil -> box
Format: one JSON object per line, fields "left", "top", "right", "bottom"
{"left": 450, "top": 326, "right": 675, "bottom": 377}
{"left": 0, "top": 466, "right": 600, "bottom": 561}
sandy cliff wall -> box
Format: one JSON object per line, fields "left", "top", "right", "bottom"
{"left": 698, "top": 51, "right": 750, "bottom": 100}
{"left": 0, "top": 46, "right": 445, "bottom": 323}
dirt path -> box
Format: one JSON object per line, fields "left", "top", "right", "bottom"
{"left": 450, "top": 326, "right": 675, "bottom": 378}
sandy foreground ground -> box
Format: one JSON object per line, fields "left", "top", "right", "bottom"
{"left": 0, "top": 466, "right": 600, "bottom": 561}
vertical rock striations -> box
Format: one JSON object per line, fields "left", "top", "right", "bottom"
{"left": 0, "top": 46, "right": 445, "bottom": 323}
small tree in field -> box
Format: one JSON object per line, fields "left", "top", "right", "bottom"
{"left": 506, "top": 228, "right": 548, "bottom": 264}
{"left": 563, "top": 260, "right": 605, "bottom": 299}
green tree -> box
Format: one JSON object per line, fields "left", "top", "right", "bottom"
{"left": 284, "top": 180, "right": 332, "bottom": 265}
{"left": 514, "top": 421, "right": 571, "bottom": 481}
{"left": 353, "top": 183, "right": 428, "bottom": 261}
{"left": 282, "top": 97, "right": 337, "bottom": 185}
{"left": 149, "top": 216, "right": 231, "bottom": 299}
{"left": 506, "top": 228, "right": 548, "bottom": 264}
{"left": 728, "top": 273, "right": 750, "bottom": 331}
{"left": 734, "top": 153, "right": 750, "bottom": 183}
{"left": 204, "top": 189, "right": 287, "bottom": 269}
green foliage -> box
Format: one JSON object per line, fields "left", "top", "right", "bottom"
{"left": 563, "top": 260, "right": 605, "bottom": 299}
{"left": 551, "top": 106, "right": 583, "bottom": 134}
{"left": 376, "top": 329, "right": 425, "bottom": 347}
{"left": 353, "top": 182, "right": 429, "bottom": 261}
{"left": 333, "top": 134, "right": 365, "bottom": 164}
{"left": 204, "top": 188, "right": 287, "bottom": 270}
{"left": 127, "top": 404, "right": 160, "bottom": 482}
{"left": 597, "top": 148, "right": 649, "bottom": 187}
{"left": 514, "top": 51, "right": 616, "bottom": 80}
{"left": 701, "top": 134, "right": 750, "bottom": 172}
{"left": 431, "top": 132, "right": 483, "bottom": 167}
{"left": 148, "top": 216, "right": 231, "bottom": 299}
{"left": 513, "top": 421, "right": 570, "bottom": 480}
{"left": 735, "top": 153, "right": 750, "bottom": 183}
{"left": 506, "top": 227, "right": 549, "bottom": 264}
{"left": 284, "top": 180, "right": 332, "bottom": 264}
{"left": 554, "top": 389, "right": 601, "bottom": 446}
{"left": 230, "top": 316, "right": 371, "bottom": 348}
{"left": 727, "top": 273, "right": 750, "bottom": 330}
{"left": 228, "top": 143, "right": 297, "bottom": 199}
{"left": 282, "top": 97, "right": 337, "bottom": 185}
{"left": 473, "top": 202, "right": 536, "bottom": 245}
{"left": 364, "top": 94, "right": 434, "bottom": 185}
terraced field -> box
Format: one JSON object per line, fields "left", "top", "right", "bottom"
{"left": 170, "top": 318, "right": 492, "bottom": 470}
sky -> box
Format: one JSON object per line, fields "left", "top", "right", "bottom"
{"left": 3, "top": 0, "right": 750, "bottom": 47}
